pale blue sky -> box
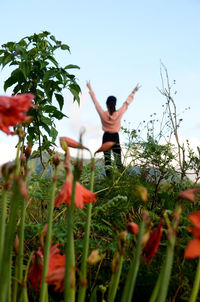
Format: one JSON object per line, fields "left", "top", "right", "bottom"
{"left": 0, "top": 0, "right": 200, "bottom": 162}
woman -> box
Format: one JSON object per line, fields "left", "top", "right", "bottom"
{"left": 87, "top": 82, "right": 139, "bottom": 176}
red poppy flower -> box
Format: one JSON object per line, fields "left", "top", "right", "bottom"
{"left": 0, "top": 93, "right": 34, "bottom": 135}
{"left": 28, "top": 248, "right": 43, "bottom": 291}
{"left": 144, "top": 220, "right": 163, "bottom": 265}
{"left": 185, "top": 211, "right": 200, "bottom": 258}
{"left": 54, "top": 170, "right": 97, "bottom": 209}
{"left": 179, "top": 188, "right": 199, "bottom": 202}
{"left": 46, "top": 267, "right": 65, "bottom": 292}
{"left": 185, "top": 239, "right": 200, "bottom": 259}
{"left": 28, "top": 244, "right": 65, "bottom": 291}
{"left": 188, "top": 211, "right": 200, "bottom": 239}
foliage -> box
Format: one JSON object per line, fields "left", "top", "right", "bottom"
{"left": 0, "top": 31, "right": 81, "bottom": 164}
{"left": 1, "top": 62, "right": 200, "bottom": 301}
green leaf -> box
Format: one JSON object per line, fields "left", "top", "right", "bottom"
{"left": 19, "top": 61, "right": 30, "bottom": 80}
{"left": 50, "top": 126, "right": 58, "bottom": 142}
{"left": 50, "top": 35, "right": 56, "bottom": 42}
{"left": 64, "top": 64, "right": 80, "bottom": 70}
{"left": 43, "top": 105, "right": 57, "bottom": 114}
{"left": 43, "top": 69, "right": 57, "bottom": 82}
{"left": 28, "top": 47, "right": 38, "bottom": 57}
{"left": 69, "top": 83, "right": 81, "bottom": 104}
{"left": 1, "top": 53, "right": 12, "bottom": 68}
{"left": 89, "top": 287, "right": 98, "bottom": 302}
{"left": 41, "top": 139, "right": 51, "bottom": 150}
{"left": 48, "top": 56, "right": 58, "bottom": 67}
{"left": 40, "top": 61, "right": 48, "bottom": 69}
{"left": 5, "top": 42, "right": 16, "bottom": 51}
{"left": 31, "top": 150, "right": 40, "bottom": 159}
{"left": 27, "top": 127, "right": 38, "bottom": 142}
{"left": 11, "top": 68, "right": 24, "bottom": 81}
{"left": 40, "top": 122, "right": 51, "bottom": 135}
{"left": 41, "top": 31, "right": 50, "bottom": 37}
{"left": 43, "top": 105, "right": 66, "bottom": 119}
{"left": 55, "top": 93, "right": 64, "bottom": 110}
{"left": 13, "top": 84, "right": 22, "bottom": 95}
{"left": 40, "top": 116, "right": 52, "bottom": 125}
{"left": 18, "top": 39, "right": 27, "bottom": 47}
{"left": 61, "top": 44, "right": 70, "bottom": 51}
{"left": 4, "top": 76, "right": 17, "bottom": 92}
{"left": 51, "top": 109, "right": 66, "bottom": 120}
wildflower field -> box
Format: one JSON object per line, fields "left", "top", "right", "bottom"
{"left": 0, "top": 32, "right": 200, "bottom": 302}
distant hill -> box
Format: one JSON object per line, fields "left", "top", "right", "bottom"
{"left": 0, "top": 152, "right": 104, "bottom": 179}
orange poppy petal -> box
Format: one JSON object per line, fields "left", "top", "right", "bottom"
{"left": 144, "top": 220, "right": 163, "bottom": 265}
{"left": 184, "top": 239, "right": 200, "bottom": 258}
{"left": 94, "top": 141, "right": 115, "bottom": 154}
{"left": 60, "top": 137, "right": 88, "bottom": 150}
{"left": 179, "top": 188, "right": 199, "bottom": 202}
{"left": 188, "top": 211, "right": 200, "bottom": 228}
{"left": 0, "top": 93, "right": 34, "bottom": 135}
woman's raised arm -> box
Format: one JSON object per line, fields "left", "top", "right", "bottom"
{"left": 86, "top": 81, "right": 104, "bottom": 115}
{"left": 126, "top": 84, "right": 140, "bottom": 104}
{"left": 86, "top": 81, "right": 97, "bottom": 103}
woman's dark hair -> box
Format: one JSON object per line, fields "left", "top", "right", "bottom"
{"left": 106, "top": 96, "right": 117, "bottom": 115}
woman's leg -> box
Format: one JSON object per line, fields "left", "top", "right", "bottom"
{"left": 112, "top": 134, "right": 123, "bottom": 171}
{"left": 103, "top": 132, "right": 112, "bottom": 176}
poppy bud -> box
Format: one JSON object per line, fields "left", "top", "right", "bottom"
{"left": 40, "top": 224, "right": 48, "bottom": 250}
{"left": 99, "top": 285, "right": 107, "bottom": 295}
{"left": 136, "top": 185, "right": 148, "bottom": 202}
{"left": 20, "top": 153, "right": 26, "bottom": 165}
{"left": 60, "top": 138, "right": 68, "bottom": 152}
{"left": 24, "top": 145, "right": 32, "bottom": 160}
{"left": 17, "top": 176, "right": 29, "bottom": 201}
{"left": 87, "top": 250, "right": 102, "bottom": 265}
{"left": 111, "top": 252, "right": 120, "bottom": 273}
{"left": 52, "top": 153, "right": 60, "bottom": 167}
{"left": 127, "top": 222, "right": 139, "bottom": 235}
{"left": 118, "top": 231, "right": 127, "bottom": 255}
{"left": 14, "top": 234, "right": 19, "bottom": 254}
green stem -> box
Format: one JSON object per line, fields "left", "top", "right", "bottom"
{"left": 39, "top": 166, "right": 58, "bottom": 302}
{"left": 149, "top": 267, "right": 163, "bottom": 302}
{"left": 107, "top": 253, "right": 124, "bottom": 302}
{"left": 64, "top": 173, "right": 76, "bottom": 302}
{"left": 12, "top": 259, "right": 19, "bottom": 302}
{"left": 157, "top": 230, "right": 176, "bottom": 302}
{"left": 0, "top": 190, "right": 8, "bottom": 264}
{"left": 41, "top": 159, "right": 51, "bottom": 179}
{"left": 78, "top": 158, "right": 95, "bottom": 302}
{"left": 121, "top": 219, "right": 145, "bottom": 302}
{"left": 18, "top": 200, "right": 26, "bottom": 281}
{"left": 13, "top": 199, "right": 27, "bottom": 302}
{"left": 20, "top": 287, "right": 29, "bottom": 302}
{"left": 19, "top": 251, "right": 34, "bottom": 302}
{"left": 189, "top": 257, "right": 200, "bottom": 302}
{"left": 0, "top": 141, "right": 22, "bottom": 302}
{"left": 15, "top": 141, "right": 21, "bottom": 177}
{"left": 0, "top": 182, "right": 21, "bottom": 302}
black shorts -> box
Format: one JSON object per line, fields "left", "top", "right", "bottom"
{"left": 102, "top": 132, "right": 120, "bottom": 145}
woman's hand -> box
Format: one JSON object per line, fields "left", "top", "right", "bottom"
{"left": 132, "top": 84, "right": 140, "bottom": 94}
{"left": 86, "top": 81, "right": 92, "bottom": 91}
